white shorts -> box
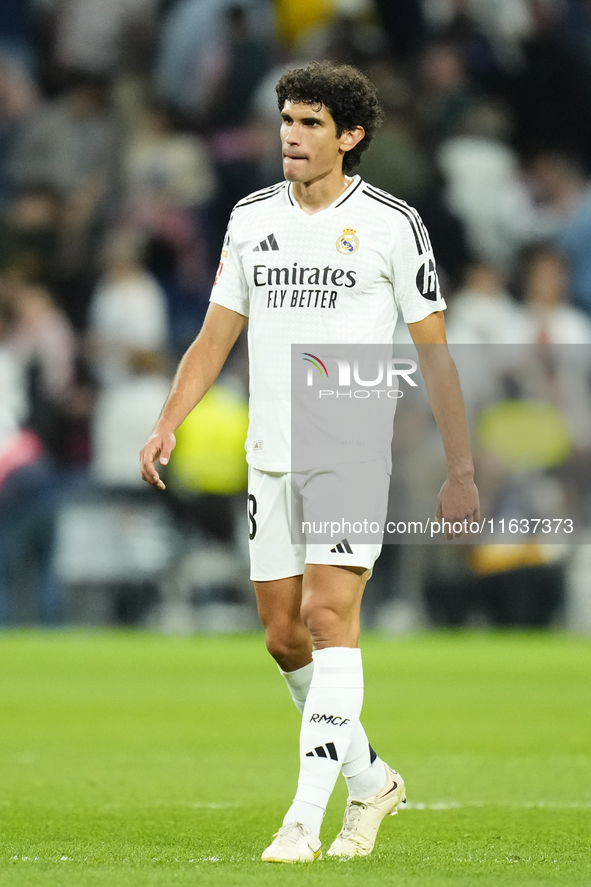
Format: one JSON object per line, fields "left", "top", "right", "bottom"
{"left": 247, "top": 459, "right": 389, "bottom": 581}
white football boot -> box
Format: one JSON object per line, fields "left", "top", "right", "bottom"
{"left": 327, "top": 764, "right": 406, "bottom": 858}
{"left": 261, "top": 822, "right": 322, "bottom": 863}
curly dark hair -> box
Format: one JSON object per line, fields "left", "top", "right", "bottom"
{"left": 276, "top": 61, "right": 384, "bottom": 174}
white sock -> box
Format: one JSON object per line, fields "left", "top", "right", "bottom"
{"left": 283, "top": 647, "right": 364, "bottom": 834}
{"left": 345, "top": 754, "right": 387, "bottom": 799}
{"left": 280, "top": 660, "right": 383, "bottom": 799}
{"left": 279, "top": 661, "right": 314, "bottom": 713}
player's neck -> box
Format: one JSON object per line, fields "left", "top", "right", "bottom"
{"left": 291, "top": 171, "right": 353, "bottom": 215}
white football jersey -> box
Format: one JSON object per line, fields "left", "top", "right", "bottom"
{"left": 210, "top": 176, "right": 446, "bottom": 471}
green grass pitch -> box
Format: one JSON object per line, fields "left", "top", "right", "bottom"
{"left": 0, "top": 630, "right": 590, "bottom": 886}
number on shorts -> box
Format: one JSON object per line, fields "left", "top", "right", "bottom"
{"left": 248, "top": 493, "right": 257, "bottom": 540}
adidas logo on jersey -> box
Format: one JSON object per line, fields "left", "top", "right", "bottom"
{"left": 330, "top": 538, "right": 353, "bottom": 554}
{"left": 306, "top": 742, "right": 339, "bottom": 761}
{"left": 253, "top": 233, "right": 279, "bottom": 252}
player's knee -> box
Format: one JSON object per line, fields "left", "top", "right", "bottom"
{"left": 264, "top": 630, "right": 289, "bottom": 663}
{"left": 264, "top": 626, "right": 307, "bottom": 668}
{"left": 300, "top": 601, "right": 341, "bottom": 646}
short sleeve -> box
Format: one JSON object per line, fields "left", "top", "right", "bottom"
{"left": 209, "top": 213, "right": 249, "bottom": 317}
{"left": 390, "top": 208, "right": 446, "bottom": 325}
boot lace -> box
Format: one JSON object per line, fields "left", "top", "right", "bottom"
{"left": 340, "top": 800, "right": 367, "bottom": 838}
{"left": 274, "top": 823, "right": 308, "bottom": 846}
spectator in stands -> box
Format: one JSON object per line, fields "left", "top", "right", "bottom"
{"left": 6, "top": 77, "right": 122, "bottom": 327}
{"left": 422, "top": 0, "right": 532, "bottom": 55}
{"left": 92, "top": 349, "right": 171, "bottom": 489}
{"left": 0, "top": 55, "right": 38, "bottom": 208}
{"left": 0, "top": 425, "right": 62, "bottom": 626}
{"left": 124, "top": 103, "right": 216, "bottom": 213}
{"left": 438, "top": 101, "right": 550, "bottom": 273}
{"left": 199, "top": 5, "right": 270, "bottom": 131}
{"left": 0, "top": 295, "right": 63, "bottom": 626}
{"left": 154, "top": 0, "right": 272, "bottom": 115}
{"left": 201, "top": 4, "right": 273, "bottom": 247}
{"left": 88, "top": 230, "right": 169, "bottom": 387}
{"left": 0, "top": 293, "right": 27, "bottom": 439}
{"left": 44, "top": 0, "right": 158, "bottom": 82}
{"left": 358, "top": 61, "right": 434, "bottom": 203}
{"left": 2, "top": 278, "right": 77, "bottom": 455}
{"left": 418, "top": 39, "right": 481, "bottom": 144}
{"left": 0, "top": 187, "right": 61, "bottom": 287}
{"left": 373, "top": 0, "right": 425, "bottom": 62}
{"left": 503, "top": 245, "right": 591, "bottom": 468}
{"left": 505, "top": 0, "right": 591, "bottom": 161}
{"left": 446, "top": 261, "right": 524, "bottom": 344}
{"left": 423, "top": 0, "right": 501, "bottom": 87}
{"left": 527, "top": 153, "right": 591, "bottom": 318}
{"left": 121, "top": 102, "right": 218, "bottom": 349}
{"left": 6, "top": 76, "right": 120, "bottom": 206}
{"left": 5, "top": 280, "right": 75, "bottom": 400}
{"left": 515, "top": 243, "right": 591, "bottom": 345}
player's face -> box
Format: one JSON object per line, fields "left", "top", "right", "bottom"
{"left": 280, "top": 101, "right": 352, "bottom": 184}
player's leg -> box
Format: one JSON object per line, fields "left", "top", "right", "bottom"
{"left": 250, "top": 466, "right": 399, "bottom": 860}
{"left": 296, "top": 459, "right": 405, "bottom": 858}
{"left": 254, "top": 575, "right": 312, "bottom": 673}
{"left": 296, "top": 563, "right": 405, "bottom": 860}
{"left": 255, "top": 575, "right": 384, "bottom": 796}
{"left": 300, "top": 563, "right": 391, "bottom": 799}
{"left": 249, "top": 469, "right": 325, "bottom": 862}
{"left": 248, "top": 467, "right": 316, "bottom": 717}
{"left": 284, "top": 563, "right": 368, "bottom": 817}
{"left": 256, "top": 568, "right": 390, "bottom": 862}
{"left": 261, "top": 563, "right": 366, "bottom": 862}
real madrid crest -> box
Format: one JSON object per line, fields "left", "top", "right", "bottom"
{"left": 336, "top": 227, "right": 359, "bottom": 255}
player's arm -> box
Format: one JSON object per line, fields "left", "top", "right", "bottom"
{"left": 408, "top": 310, "right": 480, "bottom": 537}
{"left": 140, "top": 302, "right": 247, "bottom": 490}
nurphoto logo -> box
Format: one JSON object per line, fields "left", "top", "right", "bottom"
{"left": 302, "top": 352, "right": 417, "bottom": 398}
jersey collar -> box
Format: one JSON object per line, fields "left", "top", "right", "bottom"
{"left": 285, "top": 175, "right": 363, "bottom": 216}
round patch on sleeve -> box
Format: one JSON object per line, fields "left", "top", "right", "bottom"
{"left": 416, "top": 258, "right": 438, "bottom": 300}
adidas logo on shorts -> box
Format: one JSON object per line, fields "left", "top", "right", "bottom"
{"left": 330, "top": 538, "right": 353, "bottom": 554}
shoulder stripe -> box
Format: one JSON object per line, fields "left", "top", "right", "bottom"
{"left": 367, "top": 185, "right": 431, "bottom": 252}
{"left": 334, "top": 177, "right": 363, "bottom": 207}
{"left": 238, "top": 181, "right": 285, "bottom": 201}
{"left": 236, "top": 183, "right": 285, "bottom": 208}
{"left": 363, "top": 188, "right": 424, "bottom": 255}
{"left": 365, "top": 185, "right": 430, "bottom": 253}
{"left": 235, "top": 190, "right": 282, "bottom": 208}
{"left": 235, "top": 182, "right": 285, "bottom": 207}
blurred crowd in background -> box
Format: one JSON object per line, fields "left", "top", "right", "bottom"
{"left": 2, "top": 0, "right": 591, "bottom": 631}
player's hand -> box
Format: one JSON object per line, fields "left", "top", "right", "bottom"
{"left": 139, "top": 427, "right": 176, "bottom": 490}
{"left": 436, "top": 475, "right": 480, "bottom": 539}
